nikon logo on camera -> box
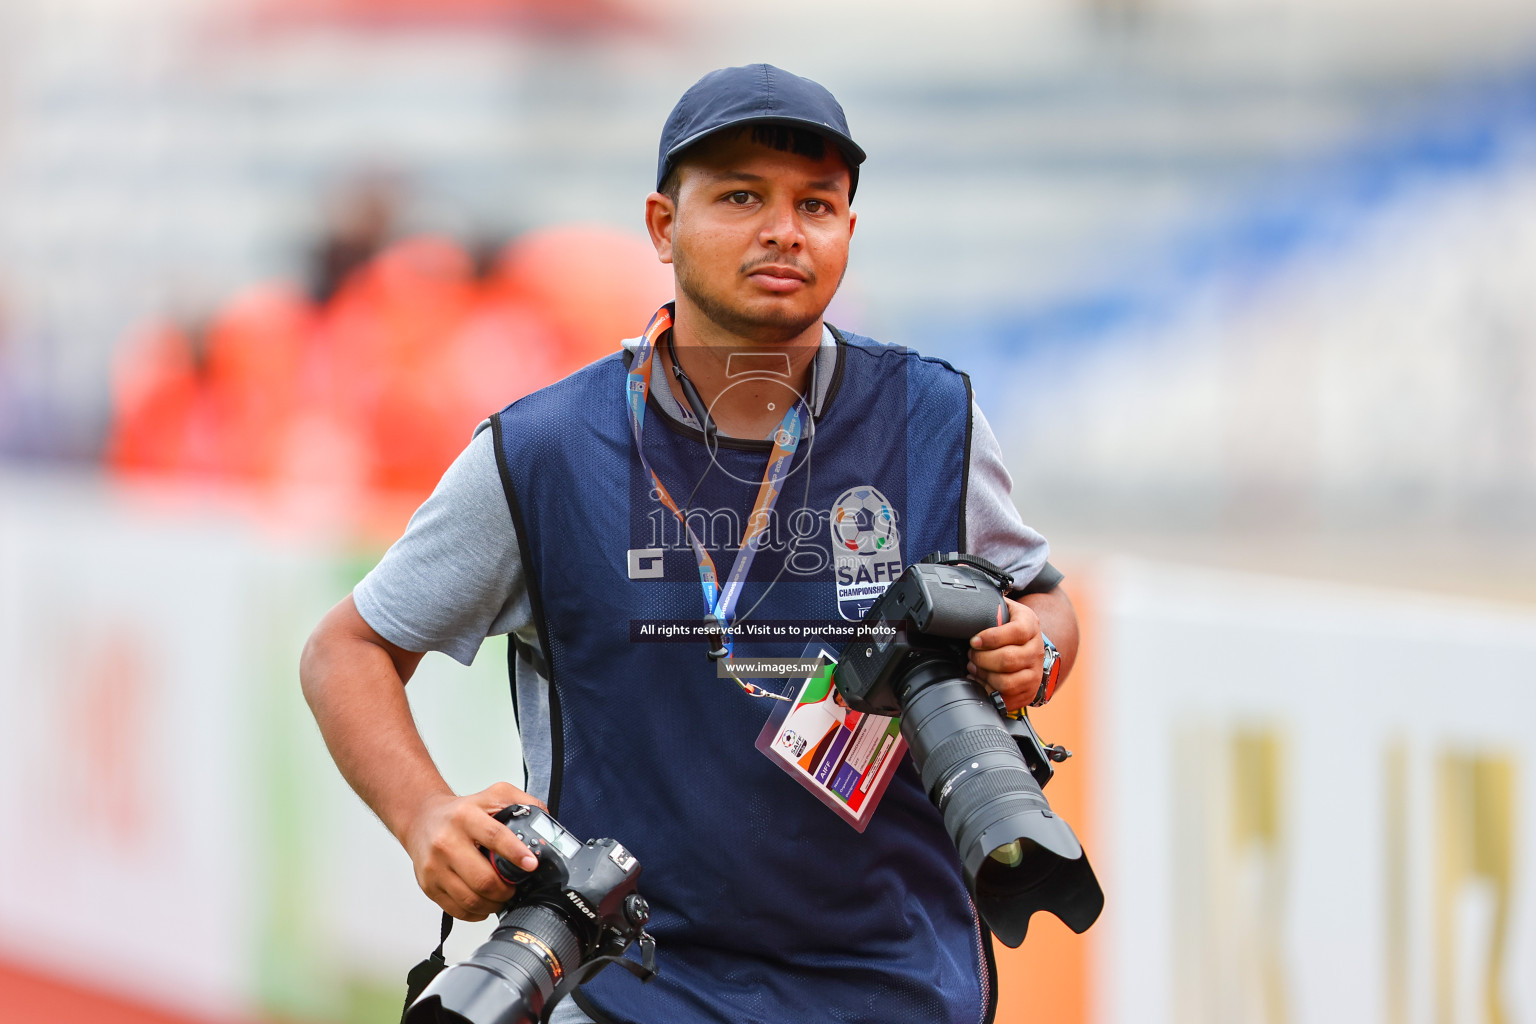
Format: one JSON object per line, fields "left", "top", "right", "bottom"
{"left": 564, "top": 890, "right": 598, "bottom": 920}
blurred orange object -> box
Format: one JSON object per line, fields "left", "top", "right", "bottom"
{"left": 105, "top": 287, "right": 319, "bottom": 482}
{"left": 0, "top": 958, "right": 232, "bottom": 1024}
{"left": 444, "top": 294, "right": 564, "bottom": 429}
{"left": 317, "top": 236, "right": 480, "bottom": 494}
{"left": 321, "top": 235, "right": 478, "bottom": 383}
{"left": 257, "top": 0, "right": 642, "bottom": 31}
{"left": 102, "top": 224, "right": 678, "bottom": 532}
{"left": 203, "top": 284, "right": 316, "bottom": 481}
{"left": 494, "top": 225, "right": 673, "bottom": 379}
{"left": 104, "top": 322, "right": 203, "bottom": 476}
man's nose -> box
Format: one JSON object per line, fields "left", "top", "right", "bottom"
{"left": 757, "top": 197, "right": 805, "bottom": 251}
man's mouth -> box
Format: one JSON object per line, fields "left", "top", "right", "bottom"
{"left": 747, "top": 265, "right": 811, "bottom": 292}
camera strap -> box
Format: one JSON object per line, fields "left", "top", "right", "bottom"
{"left": 919, "top": 551, "right": 1014, "bottom": 591}
{"left": 398, "top": 911, "right": 453, "bottom": 1023}
{"left": 626, "top": 303, "right": 806, "bottom": 661}
{"left": 539, "top": 929, "right": 659, "bottom": 1024}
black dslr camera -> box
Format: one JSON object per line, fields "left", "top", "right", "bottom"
{"left": 402, "top": 805, "right": 656, "bottom": 1024}
{"left": 834, "top": 553, "right": 1104, "bottom": 947}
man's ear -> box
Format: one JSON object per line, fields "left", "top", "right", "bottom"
{"left": 645, "top": 191, "right": 676, "bottom": 265}
{"left": 848, "top": 208, "right": 857, "bottom": 238}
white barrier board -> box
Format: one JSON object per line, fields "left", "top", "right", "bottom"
{"left": 1094, "top": 560, "right": 1536, "bottom": 1024}
{"left": 0, "top": 471, "right": 521, "bottom": 1021}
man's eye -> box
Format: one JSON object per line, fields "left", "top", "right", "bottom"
{"left": 725, "top": 191, "right": 754, "bottom": 204}
{"left": 803, "top": 199, "right": 832, "bottom": 215}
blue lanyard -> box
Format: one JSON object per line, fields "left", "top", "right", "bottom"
{"left": 625, "top": 304, "right": 807, "bottom": 659}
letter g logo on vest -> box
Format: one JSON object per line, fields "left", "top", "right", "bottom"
{"left": 627, "top": 547, "right": 665, "bottom": 580}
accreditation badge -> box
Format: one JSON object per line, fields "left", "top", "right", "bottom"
{"left": 754, "top": 641, "right": 906, "bottom": 832}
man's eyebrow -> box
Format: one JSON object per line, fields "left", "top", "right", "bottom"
{"left": 703, "top": 170, "right": 846, "bottom": 194}
{"left": 705, "top": 170, "right": 767, "bottom": 184}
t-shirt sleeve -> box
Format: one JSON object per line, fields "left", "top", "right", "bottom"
{"left": 353, "top": 424, "right": 532, "bottom": 666}
{"left": 965, "top": 401, "right": 1060, "bottom": 592}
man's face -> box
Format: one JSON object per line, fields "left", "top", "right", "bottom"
{"left": 647, "top": 131, "right": 856, "bottom": 344}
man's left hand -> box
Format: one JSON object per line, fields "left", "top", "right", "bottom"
{"left": 967, "top": 597, "right": 1045, "bottom": 713}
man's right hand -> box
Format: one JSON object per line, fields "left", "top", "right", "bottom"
{"left": 300, "top": 598, "right": 548, "bottom": 922}
{"left": 402, "top": 781, "right": 546, "bottom": 921}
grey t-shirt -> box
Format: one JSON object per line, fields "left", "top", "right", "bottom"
{"left": 353, "top": 328, "right": 1055, "bottom": 802}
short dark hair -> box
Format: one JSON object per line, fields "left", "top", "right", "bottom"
{"left": 659, "top": 124, "right": 831, "bottom": 203}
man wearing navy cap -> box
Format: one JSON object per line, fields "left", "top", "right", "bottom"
{"left": 302, "top": 65, "right": 1079, "bottom": 1024}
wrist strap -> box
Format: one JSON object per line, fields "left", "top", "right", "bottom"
{"left": 1028, "top": 634, "right": 1060, "bottom": 708}
{"left": 399, "top": 912, "right": 454, "bottom": 1023}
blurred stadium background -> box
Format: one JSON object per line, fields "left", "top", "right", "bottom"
{"left": 3, "top": 0, "right": 1536, "bottom": 1021}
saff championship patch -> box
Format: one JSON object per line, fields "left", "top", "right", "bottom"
{"left": 830, "top": 485, "right": 904, "bottom": 621}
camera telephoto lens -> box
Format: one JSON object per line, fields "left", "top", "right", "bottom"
{"left": 832, "top": 557, "right": 1104, "bottom": 947}
{"left": 404, "top": 905, "right": 581, "bottom": 1024}
{"left": 897, "top": 663, "right": 1104, "bottom": 948}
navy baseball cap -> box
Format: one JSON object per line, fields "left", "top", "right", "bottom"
{"left": 657, "top": 64, "right": 867, "bottom": 201}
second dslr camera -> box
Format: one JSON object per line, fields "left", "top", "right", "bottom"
{"left": 834, "top": 553, "right": 1104, "bottom": 947}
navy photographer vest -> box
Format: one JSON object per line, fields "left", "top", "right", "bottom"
{"left": 491, "top": 330, "right": 996, "bottom": 1024}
